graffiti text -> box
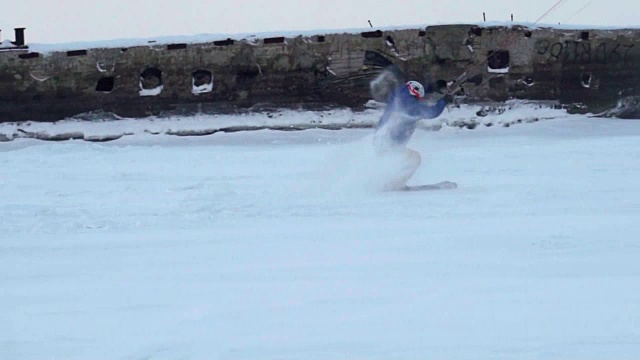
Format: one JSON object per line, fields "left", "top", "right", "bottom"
{"left": 536, "top": 40, "right": 635, "bottom": 64}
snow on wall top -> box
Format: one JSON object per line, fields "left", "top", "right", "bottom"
{"left": 0, "top": 40, "right": 18, "bottom": 49}
{"left": 24, "top": 21, "right": 640, "bottom": 54}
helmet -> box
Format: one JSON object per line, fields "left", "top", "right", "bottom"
{"left": 406, "top": 81, "right": 425, "bottom": 99}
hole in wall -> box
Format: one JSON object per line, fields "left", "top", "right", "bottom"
{"left": 139, "top": 67, "right": 163, "bottom": 96}
{"left": 361, "top": 30, "right": 383, "bottom": 38}
{"left": 524, "top": 31, "right": 532, "bottom": 38}
{"left": 214, "top": 38, "right": 235, "bottom": 46}
{"left": 167, "top": 43, "right": 187, "bottom": 50}
{"left": 67, "top": 50, "right": 88, "bottom": 57}
{"left": 264, "top": 37, "right": 285, "bottom": 45}
{"left": 96, "top": 76, "right": 115, "bottom": 92}
{"left": 192, "top": 69, "right": 213, "bottom": 95}
{"left": 470, "top": 27, "right": 483, "bottom": 36}
{"left": 581, "top": 31, "right": 589, "bottom": 41}
{"left": 487, "top": 50, "right": 510, "bottom": 73}
{"left": 19, "top": 52, "right": 40, "bottom": 59}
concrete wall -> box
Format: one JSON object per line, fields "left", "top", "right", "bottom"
{"left": 1, "top": 24, "right": 639, "bottom": 122}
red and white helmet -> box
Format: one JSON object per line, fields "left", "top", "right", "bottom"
{"left": 406, "top": 80, "right": 425, "bottom": 99}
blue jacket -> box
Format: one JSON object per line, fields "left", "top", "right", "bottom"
{"left": 375, "top": 85, "right": 447, "bottom": 148}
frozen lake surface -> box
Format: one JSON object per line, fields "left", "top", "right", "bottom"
{"left": 1, "top": 115, "right": 640, "bottom": 359}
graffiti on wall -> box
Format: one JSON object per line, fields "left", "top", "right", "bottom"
{"left": 536, "top": 40, "right": 635, "bottom": 64}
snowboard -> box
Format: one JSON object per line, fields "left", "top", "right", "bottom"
{"left": 402, "top": 181, "right": 458, "bottom": 191}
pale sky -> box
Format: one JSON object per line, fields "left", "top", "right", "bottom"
{"left": 1, "top": 0, "right": 638, "bottom": 44}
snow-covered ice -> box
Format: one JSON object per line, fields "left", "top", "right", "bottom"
{"left": 0, "top": 101, "right": 571, "bottom": 142}
{"left": 1, "top": 113, "right": 640, "bottom": 359}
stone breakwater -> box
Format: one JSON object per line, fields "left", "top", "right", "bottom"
{"left": 1, "top": 24, "right": 639, "bottom": 122}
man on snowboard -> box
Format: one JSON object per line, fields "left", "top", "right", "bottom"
{"left": 372, "top": 79, "right": 453, "bottom": 191}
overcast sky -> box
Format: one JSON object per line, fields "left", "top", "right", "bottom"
{"left": 1, "top": 0, "right": 638, "bottom": 44}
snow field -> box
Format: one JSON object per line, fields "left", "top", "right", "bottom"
{"left": 1, "top": 115, "right": 640, "bottom": 359}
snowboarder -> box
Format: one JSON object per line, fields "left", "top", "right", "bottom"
{"left": 372, "top": 80, "right": 453, "bottom": 190}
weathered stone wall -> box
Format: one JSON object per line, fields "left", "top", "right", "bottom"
{"left": 1, "top": 24, "right": 639, "bottom": 122}
{"left": 428, "top": 25, "right": 640, "bottom": 114}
